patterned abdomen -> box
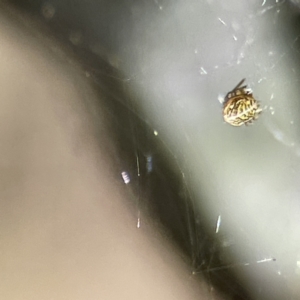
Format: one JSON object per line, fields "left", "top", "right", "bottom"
{"left": 223, "top": 95, "right": 261, "bottom": 126}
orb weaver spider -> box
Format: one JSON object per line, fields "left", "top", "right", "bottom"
{"left": 222, "top": 79, "right": 262, "bottom": 126}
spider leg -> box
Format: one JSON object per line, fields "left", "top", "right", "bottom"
{"left": 238, "top": 85, "right": 247, "bottom": 91}
{"left": 223, "top": 92, "right": 232, "bottom": 103}
{"left": 232, "top": 78, "right": 246, "bottom": 91}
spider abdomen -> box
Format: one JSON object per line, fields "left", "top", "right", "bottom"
{"left": 222, "top": 79, "right": 262, "bottom": 126}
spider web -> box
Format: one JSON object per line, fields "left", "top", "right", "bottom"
{"left": 115, "top": 1, "right": 300, "bottom": 299}
{"left": 13, "top": 0, "right": 300, "bottom": 299}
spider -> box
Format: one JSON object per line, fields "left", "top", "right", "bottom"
{"left": 222, "top": 79, "right": 262, "bottom": 126}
